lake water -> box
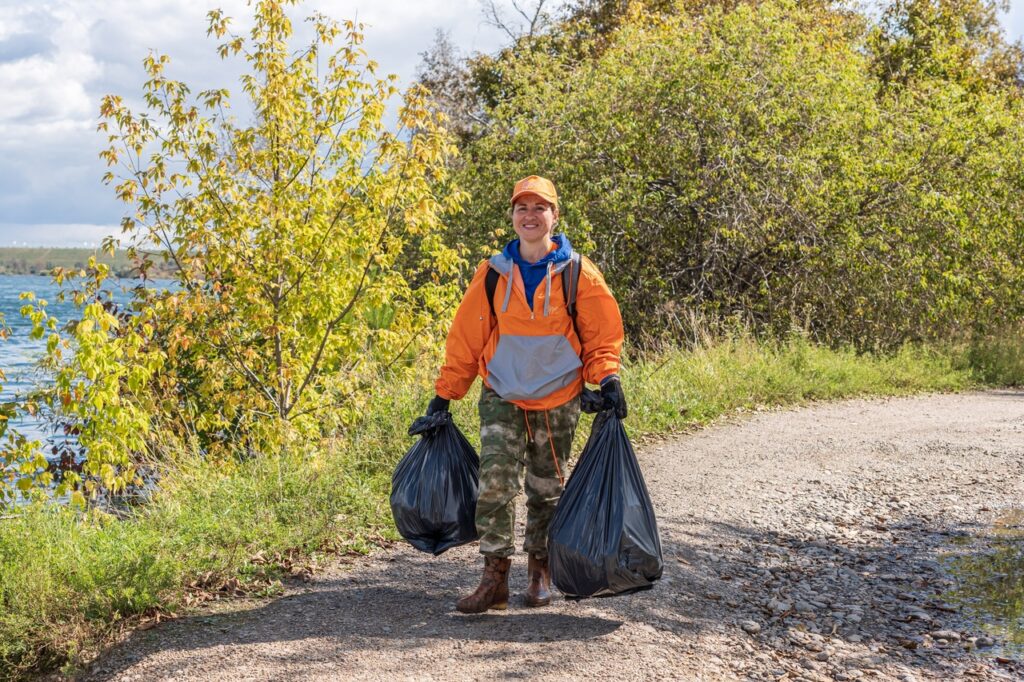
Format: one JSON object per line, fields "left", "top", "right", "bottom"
{"left": 0, "top": 274, "right": 168, "bottom": 448}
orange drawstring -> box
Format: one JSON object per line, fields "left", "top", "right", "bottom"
{"left": 544, "top": 409, "right": 565, "bottom": 487}
{"left": 524, "top": 409, "right": 565, "bottom": 487}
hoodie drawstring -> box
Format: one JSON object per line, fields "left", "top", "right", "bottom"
{"left": 501, "top": 263, "right": 515, "bottom": 313}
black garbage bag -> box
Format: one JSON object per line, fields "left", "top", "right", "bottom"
{"left": 548, "top": 399, "right": 663, "bottom": 598}
{"left": 390, "top": 411, "right": 480, "bottom": 555}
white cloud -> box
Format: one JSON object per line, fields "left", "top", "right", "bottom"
{"left": 0, "top": 4, "right": 101, "bottom": 138}
{"left": 0, "top": 222, "right": 116, "bottom": 247}
{"left": 0, "top": 4, "right": 39, "bottom": 41}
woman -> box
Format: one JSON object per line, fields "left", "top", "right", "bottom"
{"left": 421, "top": 175, "right": 627, "bottom": 613}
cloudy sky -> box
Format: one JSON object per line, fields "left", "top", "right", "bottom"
{"left": 0, "top": 1, "right": 1022, "bottom": 248}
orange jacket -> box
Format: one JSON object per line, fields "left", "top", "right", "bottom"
{"left": 435, "top": 249, "right": 624, "bottom": 411}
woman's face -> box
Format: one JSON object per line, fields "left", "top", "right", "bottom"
{"left": 512, "top": 194, "right": 557, "bottom": 245}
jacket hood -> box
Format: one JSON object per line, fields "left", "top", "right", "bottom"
{"left": 491, "top": 234, "right": 574, "bottom": 275}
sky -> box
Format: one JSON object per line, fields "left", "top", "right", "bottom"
{"left": 0, "top": 0, "right": 1022, "bottom": 248}
{"left": 0, "top": 0, "right": 514, "bottom": 247}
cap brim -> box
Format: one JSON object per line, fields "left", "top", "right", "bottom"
{"left": 510, "top": 190, "right": 558, "bottom": 206}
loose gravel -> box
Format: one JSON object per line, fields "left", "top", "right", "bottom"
{"left": 78, "top": 390, "right": 1024, "bottom": 681}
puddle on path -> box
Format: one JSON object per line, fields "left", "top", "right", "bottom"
{"left": 944, "top": 509, "right": 1024, "bottom": 655}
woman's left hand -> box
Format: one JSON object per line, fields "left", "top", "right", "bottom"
{"left": 600, "top": 377, "right": 628, "bottom": 419}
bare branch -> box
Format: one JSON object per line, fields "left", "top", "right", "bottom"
{"left": 480, "top": 0, "right": 552, "bottom": 42}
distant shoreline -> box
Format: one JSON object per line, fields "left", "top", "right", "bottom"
{"left": 0, "top": 247, "right": 176, "bottom": 279}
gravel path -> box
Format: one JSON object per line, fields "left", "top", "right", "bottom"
{"left": 81, "top": 390, "right": 1024, "bottom": 681}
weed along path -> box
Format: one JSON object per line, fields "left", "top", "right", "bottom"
{"left": 81, "top": 390, "right": 1024, "bottom": 682}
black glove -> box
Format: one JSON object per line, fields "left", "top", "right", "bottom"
{"left": 600, "top": 377, "right": 628, "bottom": 419}
{"left": 426, "top": 395, "right": 450, "bottom": 416}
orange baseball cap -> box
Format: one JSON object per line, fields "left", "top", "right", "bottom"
{"left": 510, "top": 175, "right": 558, "bottom": 207}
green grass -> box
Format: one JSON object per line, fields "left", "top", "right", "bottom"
{"left": 963, "top": 330, "right": 1024, "bottom": 386}
{"left": 0, "top": 334, "right": 1018, "bottom": 679}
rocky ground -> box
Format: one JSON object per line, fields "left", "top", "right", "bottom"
{"left": 77, "top": 390, "right": 1024, "bottom": 681}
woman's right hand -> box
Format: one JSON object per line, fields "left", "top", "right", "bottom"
{"left": 426, "top": 395, "right": 450, "bottom": 416}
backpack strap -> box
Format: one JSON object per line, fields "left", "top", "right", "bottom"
{"left": 485, "top": 266, "right": 500, "bottom": 320}
{"left": 562, "top": 252, "right": 582, "bottom": 321}
{"left": 562, "top": 251, "right": 583, "bottom": 344}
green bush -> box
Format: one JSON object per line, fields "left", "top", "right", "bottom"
{"left": 446, "top": 0, "right": 1024, "bottom": 349}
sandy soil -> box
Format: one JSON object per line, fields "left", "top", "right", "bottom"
{"left": 78, "top": 390, "right": 1024, "bottom": 681}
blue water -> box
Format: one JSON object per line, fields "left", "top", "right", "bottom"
{"left": 0, "top": 274, "right": 169, "bottom": 446}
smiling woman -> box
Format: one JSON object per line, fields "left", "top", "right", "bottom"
{"left": 414, "top": 173, "right": 629, "bottom": 613}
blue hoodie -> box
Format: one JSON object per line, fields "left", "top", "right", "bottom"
{"left": 503, "top": 234, "right": 573, "bottom": 310}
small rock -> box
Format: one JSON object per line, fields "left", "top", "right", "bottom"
{"left": 897, "top": 636, "right": 921, "bottom": 650}
{"left": 976, "top": 636, "right": 995, "bottom": 648}
{"left": 815, "top": 651, "right": 830, "bottom": 662}
{"left": 796, "top": 601, "right": 816, "bottom": 613}
{"left": 929, "top": 629, "right": 960, "bottom": 642}
{"left": 741, "top": 620, "right": 762, "bottom": 635}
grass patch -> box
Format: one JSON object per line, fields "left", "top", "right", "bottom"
{"left": 961, "top": 328, "right": 1024, "bottom": 387}
{"left": 0, "top": 334, "right": 1018, "bottom": 678}
{"left": 623, "top": 336, "right": 975, "bottom": 434}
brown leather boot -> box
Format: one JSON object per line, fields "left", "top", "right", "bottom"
{"left": 523, "top": 553, "right": 552, "bottom": 607}
{"left": 456, "top": 556, "right": 511, "bottom": 614}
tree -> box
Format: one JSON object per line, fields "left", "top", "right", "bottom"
{"left": 416, "top": 30, "right": 489, "bottom": 145}
{"left": 16, "top": 0, "right": 466, "bottom": 500}
{"left": 871, "top": 0, "right": 1024, "bottom": 92}
{"left": 448, "top": 0, "right": 1024, "bottom": 348}
{"left": 482, "top": 0, "right": 556, "bottom": 41}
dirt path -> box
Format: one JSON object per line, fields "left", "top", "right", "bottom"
{"left": 81, "top": 390, "right": 1024, "bottom": 681}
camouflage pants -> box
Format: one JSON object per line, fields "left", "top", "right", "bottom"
{"left": 476, "top": 386, "right": 581, "bottom": 559}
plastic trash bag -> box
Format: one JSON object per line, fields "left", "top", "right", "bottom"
{"left": 548, "top": 398, "right": 663, "bottom": 598}
{"left": 390, "top": 411, "right": 480, "bottom": 555}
